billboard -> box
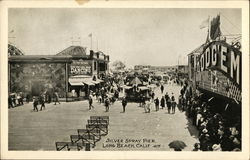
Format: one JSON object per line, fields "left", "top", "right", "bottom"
{"left": 195, "top": 41, "right": 241, "bottom": 102}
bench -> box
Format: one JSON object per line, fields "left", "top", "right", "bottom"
{"left": 87, "top": 119, "right": 108, "bottom": 125}
{"left": 77, "top": 129, "right": 97, "bottom": 147}
{"left": 77, "top": 128, "right": 101, "bottom": 141}
{"left": 55, "top": 142, "right": 68, "bottom": 151}
{"left": 86, "top": 123, "right": 108, "bottom": 136}
{"left": 90, "top": 116, "right": 109, "bottom": 125}
{"left": 55, "top": 142, "right": 84, "bottom": 151}
{"left": 67, "top": 142, "right": 84, "bottom": 151}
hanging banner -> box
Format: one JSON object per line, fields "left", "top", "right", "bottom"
{"left": 196, "top": 41, "right": 241, "bottom": 88}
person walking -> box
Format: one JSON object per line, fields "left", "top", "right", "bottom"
{"left": 121, "top": 97, "right": 127, "bottom": 113}
{"left": 160, "top": 96, "right": 165, "bottom": 109}
{"left": 154, "top": 97, "right": 159, "bottom": 111}
{"left": 171, "top": 93, "right": 176, "bottom": 114}
{"left": 98, "top": 95, "right": 102, "bottom": 103}
{"left": 8, "top": 96, "right": 14, "bottom": 108}
{"left": 151, "top": 92, "right": 155, "bottom": 100}
{"left": 33, "top": 97, "right": 39, "bottom": 112}
{"left": 167, "top": 96, "right": 172, "bottom": 114}
{"left": 54, "top": 91, "right": 60, "bottom": 105}
{"left": 104, "top": 97, "right": 110, "bottom": 112}
{"left": 147, "top": 100, "right": 152, "bottom": 113}
{"left": 144, "top": 99, "right": 151, "bottom": 113}
{"left": 88, "top": 94, "right": 94, "bottom": 110}
{"left": 39, "top": 94, "right": 45, "bottom": 111}
{"left": 26, "top": 94, "right": 30, "bottom": 103}
{"left": 160, "top": 85, "right": 164, "bottom": 94}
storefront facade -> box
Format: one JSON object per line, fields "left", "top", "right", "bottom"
{"left": 8, "top": 45, "right": 110, "bottom": 100}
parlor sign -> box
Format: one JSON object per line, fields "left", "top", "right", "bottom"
{"left": 70, "top": 59, "right": 91, "bottom": 75}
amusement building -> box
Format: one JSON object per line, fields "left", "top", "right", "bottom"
{"left": 8, "top": 44, "right": 110, "bottom": 101}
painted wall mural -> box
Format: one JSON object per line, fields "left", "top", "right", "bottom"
{"left": 10, "top": 63, "right": 66, "bottom": 97}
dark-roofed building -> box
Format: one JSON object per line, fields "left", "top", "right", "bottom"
{"left": 8, "top": 44, "right": 110, "bottom": 101}
{"left": 8, "top": 43, "right": 25, "bottom": 56}
{"left": 56, "top": 46, "right": 87, "bottom": 56}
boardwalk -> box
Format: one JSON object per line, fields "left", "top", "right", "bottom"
{"left": 9, "top": 84, "right": 199, "bottom": 151}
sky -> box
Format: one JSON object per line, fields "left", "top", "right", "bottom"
{"left": 8, "top": 8, "right": 241, "bottom": 67}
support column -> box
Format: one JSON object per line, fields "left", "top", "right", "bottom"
{"left": 65, "top": 63, "right": 68, "bottom": 102}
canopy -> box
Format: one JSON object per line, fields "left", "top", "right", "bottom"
{"left": 138, "top": 86, "right": 149, "bottom": 90}
{"left": 83, "top": 81, "right": 95, "bottom": 86}
{"left": 123, "top": 85, "right": 133, "bottom": 89}
{"left": 148, "top": 84, "right": 157, "bottom": 88}
{"left": 92, "top": 81, "right": 100, "bottom": 84}
{"left": 69, "top": 82, "right": 84, "bottom": 86}
{"left": 96, "top": 79, "right": 104, "bottom": 82}
{"left": 130, "top": 77, "right": 142, "bottom": 85}
{"left": 69, "top": 76, "right": 95, "bottom": 86}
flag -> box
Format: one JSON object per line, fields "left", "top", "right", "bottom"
{"left": 199, "top": 18, "right": 209, "bottom": 29}
{"left": 88, "top": 33, "right": 92, "bottom": 37}
{"left": 210, "top": 15, "right": 221, "bottom": 40}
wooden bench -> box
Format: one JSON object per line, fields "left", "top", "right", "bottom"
{"left": 55, "top": 142, "right": 84, "bottom": 151}
{"left": 55, "top": 142, "right": 68, "bottom": 151}
{"left": 77, "top": 129, "right": 97, "bottom": 147}
{"left": 86, "top": 123, "right": 108, "bottom": 136}
{"left": 70, "top": 135, "right": 95, "bottom": 149}
{"left": 90, "top": 116, "right": 109, "bottom": 125}
{"left": 67, "top": 142, "right": 84, "bottom": 151}
{"left": 87, "top": 119, "right": 108, "bottom": 125}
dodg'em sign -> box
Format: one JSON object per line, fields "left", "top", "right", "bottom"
{"left": 196, "top": 41, "right": 241, "bottom": 87}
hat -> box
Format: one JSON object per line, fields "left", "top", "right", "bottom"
{"left": 202, "top": 129, "right": 208, "bottom": 133}
{"left": 212, "top": 144, "right": 222, "bottom": 151}
{"left": 233, "top": 148, "right": 241, "bottom": 151}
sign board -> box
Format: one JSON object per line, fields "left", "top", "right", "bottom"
{"left": 196, "top": 70, "right": 241, "bottom": 102}
{"left": 70, "top": 60, "right": 91, "bottom": 75}
{"left": 196, "top": 41, "right": 241, "bottom": 88}
{"left": 194, "top": 41, "right": 242, "bottom": 102}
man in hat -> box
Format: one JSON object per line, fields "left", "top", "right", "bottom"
{"left": 160, "top": 85, "right": 164, "bottom": 94}
{"left": 154, "top": 97, "right": 159, "bottom": 111}
{"left": 165, "top": 92, "right": 170, "bottom": 105}
{"left": 54, "top": 91, "right": 60, "bottom": 105}
{"left": 88, "top": 94, "right": 94, "bottom": 110}
{"left": 160, "top": 96, "right": 165, "bottom": 109}
{"left": 33, "top": 97, "right": 39, "bottom": 112}
{"left": 39, "top": 93, "right": 46, "bottom": 111}
{"left": 171, "top": 93, "right": 176, "bottom": 114}
{"left": 121, "top": 97, "right": 127, "bottom": 113}
{"left": 104, "top": 97, "right": 110, "bottom": 112}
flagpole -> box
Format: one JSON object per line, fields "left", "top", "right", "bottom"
{"left": 97, "top": 38, "right": 99, "bottom": 51}
{"left": 91, "top": 35, "right": 92, "bottom": 50}
{"left": 207, "top": 16, "right": 210, "bottom": 43}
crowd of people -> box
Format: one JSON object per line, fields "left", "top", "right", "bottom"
{"left": 87, "top": 83, "right": 122, "bottom": 112}
{"left": 8, "top": 90, "right": 61, "bottom": 112}
{"left": 8, "top": 92, "right": 24, "bottom": 108}
{"left": 140, "top": 87, "right": 177, "bottom": 114}
{"left": 8, "top": 73, "right": 241, "bottom": 152}
{"left": 179, "top": 84, "right": 242, "bottom": 151}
